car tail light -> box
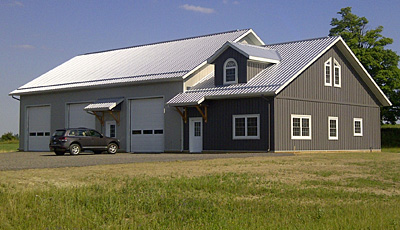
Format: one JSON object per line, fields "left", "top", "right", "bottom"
{"left": 58, "top": 137, "right": 67, "bottom": 142}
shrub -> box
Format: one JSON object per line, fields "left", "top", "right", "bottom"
{"left": 0, "top": 132, "right": 18, "bottom": 142}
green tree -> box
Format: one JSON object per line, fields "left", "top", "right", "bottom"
{"left": 1, "top": 132, "right": 18, "bottom": 141}
{"left": 329, "top": 7, "right": 400, "bottom": 124}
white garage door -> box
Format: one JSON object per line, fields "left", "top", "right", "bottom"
{"left": 27, "top": 106, "right": 51, "bottom": 151}
{"left": 130, "top": 98, "right": 164, "bottom": 152}
{"left": 68, "top": 103, "right": 95, "bottom": 129}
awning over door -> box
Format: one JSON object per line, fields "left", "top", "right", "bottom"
{"left": 84, "top": 97, "right": 124, "bottom": 125}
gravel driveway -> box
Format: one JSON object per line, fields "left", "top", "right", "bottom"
{"left": 0, "top": 151, "right": 293, "bottom": 171}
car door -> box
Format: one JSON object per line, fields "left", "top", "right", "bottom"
{"left": 87, "top": 130, "right": 107, "bottom": 149}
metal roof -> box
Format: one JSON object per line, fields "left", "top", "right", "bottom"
{"left": 208, "top": 41, "right": 281, "bottom": 64}
{"left": 167, "top": 36, "right": 341, "bottom": 106}
{"left": 84, "top": 97, "right": 124, "bottom": 111}
{"left": 10, "top": 29, "right": 251, "bottom": 95}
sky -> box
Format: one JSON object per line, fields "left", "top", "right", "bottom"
{"left": 1, "top": 0, "right": 399, "bottom": 135}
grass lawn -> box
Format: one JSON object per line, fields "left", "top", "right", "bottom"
{"left": 0, "top": 140, "right": 19, "bottom": 153}
{"left": 0, "top": 150, "right": 399, "bottom": 229}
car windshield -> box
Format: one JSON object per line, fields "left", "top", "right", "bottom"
{"left": 52, "top": 130, "right": 65, "bottom": 136}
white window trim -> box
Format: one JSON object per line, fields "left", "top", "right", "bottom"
{"left": 291, "top": 114, "right": 312, "bottom": 140}
{"left": 333, "top": 58, "right": 341, "bottom": 88}
{"left": 223, "top": 58, "right": 238, "bottom": 85}
{"left": 353, "top": 118, "right": 363, "bottom": 136}
{"left": 324, "top": 58, "right": 332, "bottom": 86}
{"left": 328, "top": 116, "right": 338, "bottom": 140}
{"left": 232, "top": 114, "right": 260, "bottom": 140}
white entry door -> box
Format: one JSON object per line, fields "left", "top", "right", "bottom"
{"left": 27, "top": 106, "right": 51, "bottom": 151}
{"left": 67, "top": 103, "right": 95, "bottom": 129}
{"left": 130, "top": 98, "right": 164, "bottom": 152}
{"left": 189, "top": 117, "right": 203, "bottom": 153}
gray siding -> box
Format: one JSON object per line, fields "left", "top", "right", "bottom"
{"left": 19, "top": 81, "right": 183, "bottom": 152}
{"left": 247, "top": 61, "right": 270, "bottom": 82}
{"left": 274, "top": 98, "right": 381, "bottom": 151}
{"left": 213, "top": 47, "right": 247, "bottom": 86}
{"left": 183, "top": 97, "right": 273, "bottom": 151}
{"left": 274, "top": 45, "right": 381, "bottom": 151}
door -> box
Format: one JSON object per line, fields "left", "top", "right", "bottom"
{"left": 130, "top": 98, "right": 164, "bottom": 152}
{"left": 106, "top": 121, "right": 116, "bottom": 138}
{"left": 27, "top": 106, "right": 51, "bottom": 151}
{"left": 68, "top": 103, "right": 95, "bottom": 129}
{"left": 189, "top": 117, "right": 203, "bottom": 153}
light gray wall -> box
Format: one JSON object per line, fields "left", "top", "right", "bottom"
{"left": 19, "top": 81, "right": 183, "bottom": 152}
{"left": 274, "top": 45, "right": 382, "bottom": 151}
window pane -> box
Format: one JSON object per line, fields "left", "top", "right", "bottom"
{"left": 235, "top": 118, "right": 245, "bottom": 136}
{"left": 302, "top": 118, "right": 310, "bottom": 136}
{"left": 293, "top": 118, "right": 300, "bottom": 136}
{"left": 194, "top": 122, "right": 201, "bottom": 137}
{"left": 325, "top": 65, "right": 330, "bottom": 83}
{"left": 334, "top": 67, "right": 340, "bottom": 85}
{"left": 226, "top": 61, "right": 236, "bottom": 67}
{"left": 354, "top": 121, "right": 361, "bottom": 133}
{"left": 110, "top": 124, "right": 116, "bottom": 138}
{"left": 226, "top": 68, "right": 236, "bottom": 82}
{"left": 330, "top": 120, "right": 337, "bottom": 137}
{"left": 247, "top": 117, "right": 258, "bottom": 136}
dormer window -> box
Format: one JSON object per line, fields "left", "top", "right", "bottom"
{"left": 223, "top": 58, "right": 238, "bottom": 85}
{"left": 324, "top": 58, "right": 332, "bottom": 86}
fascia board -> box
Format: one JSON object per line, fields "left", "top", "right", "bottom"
{"left": 203, "top": 91, "right": 274, "bottom": 101}
{"left": 336, "top": 38, "right": 392, "bottom": 106}
{"left": 275, "top": 37, "right": 341, "bottom": 95}
{"left": 248, "top": 56, "right": 280, "bottom": 64}
{"left": 234, "top": 29, "right": 265, "bottom": 46}
{"left": 206, "top": 42, "right": 248, "bottom": 64}
{"left": 182, "top": 61, "right": 208, "bottom": 80}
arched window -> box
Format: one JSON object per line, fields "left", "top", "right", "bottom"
{"left": 223, "top": 58, "right": 238, "bottom": 84}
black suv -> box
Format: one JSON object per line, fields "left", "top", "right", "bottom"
{"left": 49, "top": 128, "right": 120, "bottom": 155}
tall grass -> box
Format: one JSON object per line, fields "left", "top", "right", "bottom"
{"left": 0, "top": 152, "right": 400, "bottom": 229}
{"left": 0, "top": 140, "right": 19, "bottom": 153}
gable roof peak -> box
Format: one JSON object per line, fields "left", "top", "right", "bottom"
{"left": 266, "top": 35, "right": 340, "bottom": 47}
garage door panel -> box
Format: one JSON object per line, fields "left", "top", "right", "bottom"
{"left": 130, "top": 98, "right": 164, "bottom": 152}
{"left": 28, "top": 106, "right": 50, "bottom": 151}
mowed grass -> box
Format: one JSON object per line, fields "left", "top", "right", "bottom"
{"left": 0, "top": 140, "right": 19, "bottom": 153}
{"left": 0, "top": 151, "right": 400, "bottom": 229}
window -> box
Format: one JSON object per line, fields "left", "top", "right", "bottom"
{"left": 354, "top": 118, "right": 363, "bottom": 136}
{"left": 223, "top": 58, "right": 238, "bottom": 85}
{"left": 232, "top": 114, "right": 260, "bottom": 139}
{"left": 291, "top": 115, "right": 311, "bottom": 140}
{"left": 333, "top": 59, "right": 341, "bottom": 87}
{"left": 328, "top": 116, "right": 338, "bottom": 140}
{"left": 324, "top": 58, "right": 332, "bottom": 86}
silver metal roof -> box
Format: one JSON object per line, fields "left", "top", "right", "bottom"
{"left": 84, "top": 97, "right": 124, "bottom": 111}
{"left": 10, "top": 29, "right": 251, "bottom": 95}
{"left": 167, "top": 36, "right": 341, "bottom": 106}
{"left": 208, "top": 41, "right": 281, "bottom": 64}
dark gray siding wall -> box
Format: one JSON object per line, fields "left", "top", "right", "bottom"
{"left": 274, "top": 45, "right": 381, "bottom": 151}
{"left": 213, "top": 47, "right": 247, "bottom": 86}
{"left": 183, "top": 97, "right": 273, "bottom": 151}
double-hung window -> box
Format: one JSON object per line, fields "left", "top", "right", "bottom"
{"left": 324, "top": 58, "right": 332, "bottom": 86}
{"left": 353, "top": 118, "right": 363, "bottom": 136}
{"left": 224, "top": 58, "right": 238, "bottom": 85}
{"left": 232, "top": 114, "right": 260, "bottom": 139}
{"left": 333, "top": 59, "right": 341, "bottom": 87}
{"left": 328, "top": 116, "right": 338, "bottom": 140}
{"left": 291, "top": 115, "right": 311, "bottom": 140}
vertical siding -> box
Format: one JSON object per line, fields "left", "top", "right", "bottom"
{"left": 184, "top": 97, "right": 272, "bottom": 151}
{"left": 247, "top": 61, "right": 270, "bottom": 81}
{"left": 184, "top": 64, "right": 214, "bottom": 90}
{"left": 274, "top": 98, "right": 380, "bottom": 151}
{"left": 278, "top": 46, "right": 380, "bottom": 106}
{"left": 212, "top": 47, "right": 248, "bottom": 86}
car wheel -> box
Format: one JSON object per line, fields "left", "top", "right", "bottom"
{"left": 107, "top": 143, "right": 118, "bottom": 154}
{"left": 70, "top": 144, "right": 81, "bottom": 155}
{"left": 54, "top": 150, "right": 65, "bottom": 156}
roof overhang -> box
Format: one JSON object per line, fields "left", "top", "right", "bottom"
{"left": 274, "top": 37, "right": 392, "bottom": 107}
{"left": 84, "top": 97, "right": 124, "bottom": 112}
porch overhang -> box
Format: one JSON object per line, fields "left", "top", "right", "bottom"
{"left": 84, "top": 97, "right": 124, "bottom": 125}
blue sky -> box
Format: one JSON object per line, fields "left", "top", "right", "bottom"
{"left": 1, "top": 0, "right": 399, "bottom": 135}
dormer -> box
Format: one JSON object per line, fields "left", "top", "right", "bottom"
{"left": 207, "top": 41, "right": 281, "bottom": 86}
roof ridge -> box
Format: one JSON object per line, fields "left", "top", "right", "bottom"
{"left": 230, "top": 41, "right": 274, "bottom": 50}
{"left": 83, "top": 29, "right": 251, "bottom": 56}
{"left": 265, "top": 36, "right": 340, "bottom": 47}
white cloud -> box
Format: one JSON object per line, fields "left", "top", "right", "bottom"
{"left": 2, "top": 0, "right": 24, "bottom": 7}
{"left": 13, "top": 1, "right": 23, "bottom": 7}
{"left": 12, "top": 44, "right": 35, "bottom": 49}
{"left": 180, "top": 4, "right": 215, "bottom": 14}
{"left": 223, "top": 0, "right": 239, "bottom": 4}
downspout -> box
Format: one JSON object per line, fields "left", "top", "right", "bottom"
{"left": 261, "top": 95, "right": 272, "bottom": 152}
